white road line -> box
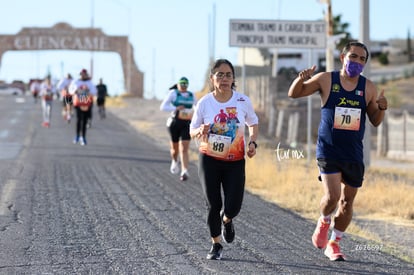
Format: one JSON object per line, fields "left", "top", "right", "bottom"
{"left": 0, "top": 179, "right": 17, "bottom": 215}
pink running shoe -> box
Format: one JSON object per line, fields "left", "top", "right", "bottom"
{"left": 312, "top": 218, "right": 330, "bottom": 249}
{"left": 324, "top": 240, "right": 346, "bottom": 261}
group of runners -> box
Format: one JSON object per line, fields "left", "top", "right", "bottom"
{"left": 160, "top": 41, "right": 388, "bottom": 263}
{"left": 30, "top": 69, "right": 108, "bottom": 146}
{"left": 29, "top": 42, "right": 388, "bottom": 263}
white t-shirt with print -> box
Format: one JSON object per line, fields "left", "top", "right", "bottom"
{"left": 190, "top": 91, "right": 258, "bottom": 161}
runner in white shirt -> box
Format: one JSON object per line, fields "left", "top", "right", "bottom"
{"left": 30, "top": 80, "right": 41, "bottom": 103}
{"left": 190, "top": 59, "right": 259, "bottom": 260}
{"left": 57, "top": 73, "right": 74, "bottom": 123}
{"left": 39, "top": 76, "right": 56, "bottom": 128}
{"left": 69, "top": 69, "right": 97, "bottom": 146}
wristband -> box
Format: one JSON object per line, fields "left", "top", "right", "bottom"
{"left": 248, "top": 141, "right": 258, "bottom": 148}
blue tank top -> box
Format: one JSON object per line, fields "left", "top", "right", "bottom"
{"left": 172, "top": 90, "right": 194, "bottom": 109}
{"left": 316, "top": 71, "right": 367, "bottom": 163}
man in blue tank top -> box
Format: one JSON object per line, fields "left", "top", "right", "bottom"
{"left": 288, "top": 41, "right": 388, "bottom": 261}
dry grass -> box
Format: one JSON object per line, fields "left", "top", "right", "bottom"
{"left": 105, "top": 96, "right": 127, "bottom": 108}
{"left": 356, "top": 171, "right": 414, "bottom": 220}
{"left": 245, "top": 148, "right": 414, "bottom": 224}
{"left": 377, "top": 77, "right": 414, "bottom": 110}
{"left": 246, "top": 152, "right": 320, "bottom": 219}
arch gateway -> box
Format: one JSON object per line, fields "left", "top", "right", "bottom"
{"left": 0, "top": 22, "right": 144, "bottom": 97}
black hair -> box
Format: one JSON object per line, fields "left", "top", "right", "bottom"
{"left": 169, "top": 78, "right": 188, "bottom": 90}
{"left": 169, "top": 84, "right": 178, "bottom": 90}
{"left": 342, "top": 41, "right": 370, "bottom": 62}
{"left": 210, "top": 59, "right": 236, "bottom": 90}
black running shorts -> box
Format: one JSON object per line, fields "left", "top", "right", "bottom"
{"left": 168, "top": 118, "right": 191, "bottom": 142}
{"left": 317, "top": 158, "right": 365, "bottom": 188}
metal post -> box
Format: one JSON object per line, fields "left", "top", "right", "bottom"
{"left": 267, "top": 49, "right": 278, "bottom": 137}
{"left": 307, "top": 49, "right": 313, "bottom": 163}
{"left": 90, "top": 0, "right": 94, "bottom": 77}
{"left": 127, "top": 8, "right": 131, "bottom": 94}
{"left": 360, "top": 0, "right": 371, "bottom": 167}
{"left": 242, "top": 47, "right": 246, "bottom": 93}
{"left": 325, "top": 0, "right": 334, "bottom": 72}
{"left": 115, "top": 0, "right": 132, "bottom": 94}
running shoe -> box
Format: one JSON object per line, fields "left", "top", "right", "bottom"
{"left": 170, "top": 159, "right": 179, "bottom": 174}
{"left": 312, "top": 217, "right": 330, "bottom": 249}
{"left": 73, "top": 136, "right": 79, "bottom": 144}
{"left": 221, "top": 210, "right": 235, "bottom": 244}
{"left": 79, "top": 137, "right": 87, "bottom": 146}
{"left": 180, "top": 170, "right": 189, "bottom": 181}
{"left": 206, "top": 243, "right": 223, "bottom": 260}
{"left": 324, "top": 240, "right": 346, "bottom": 261}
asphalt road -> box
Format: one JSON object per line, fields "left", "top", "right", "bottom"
{"left": 0, "top": 94, "right": 413, "bottom": 274}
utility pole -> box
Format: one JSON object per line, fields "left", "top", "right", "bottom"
{"left": 267, "top": 49, "right": 277, "bottom": 137}
{"left": 325, "top": 0, "right": 334, "bottom": 71}
{"left": 360, "top": 0, "right": 371, "bottom": 167}
{"left": 90, "top": 0, "right": 94, "bottom": 78}
{"left": 126, "top": 6, "right": 131, "bottom": 94}
{"left": 113, "top": 0, "right": 132, "bottom": 94}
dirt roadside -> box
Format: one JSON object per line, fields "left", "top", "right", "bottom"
{"left": 107, "top": 97, "right": 413, "bottom": 263}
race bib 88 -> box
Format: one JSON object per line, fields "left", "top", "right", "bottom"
{"left": 206, "top": 134, "right": 231, "bottom": 159}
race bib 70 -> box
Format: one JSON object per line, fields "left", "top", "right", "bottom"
{"left": 334, "top": 106, "right": 361, "bottom": 131}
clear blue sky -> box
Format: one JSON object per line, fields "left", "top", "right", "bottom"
{"left": 0, "top": 0, "right": 412, "bottom": 99}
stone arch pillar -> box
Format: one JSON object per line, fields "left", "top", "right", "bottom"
{"left": 0, "top": 22, "right": 144, "bottom": 97}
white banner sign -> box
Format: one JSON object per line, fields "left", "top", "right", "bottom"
{"left": 229, "top": 19, "right": 326, "bottom": 48}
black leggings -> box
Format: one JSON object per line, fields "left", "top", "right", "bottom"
{"left": 75, "top": 106, "right": 91, "bottom": 138}
{"left": 198, "top": 153, "right": 245, "bottom": 238}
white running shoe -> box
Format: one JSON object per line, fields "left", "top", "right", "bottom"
{"left": 79, "top": 136, "right": 87, "bottom": 146}
{"left": 170, "top": 160, "right": 179, "bottom": 174}
{"left": 180, "top": 170, "right": 189, "bottom": 181}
